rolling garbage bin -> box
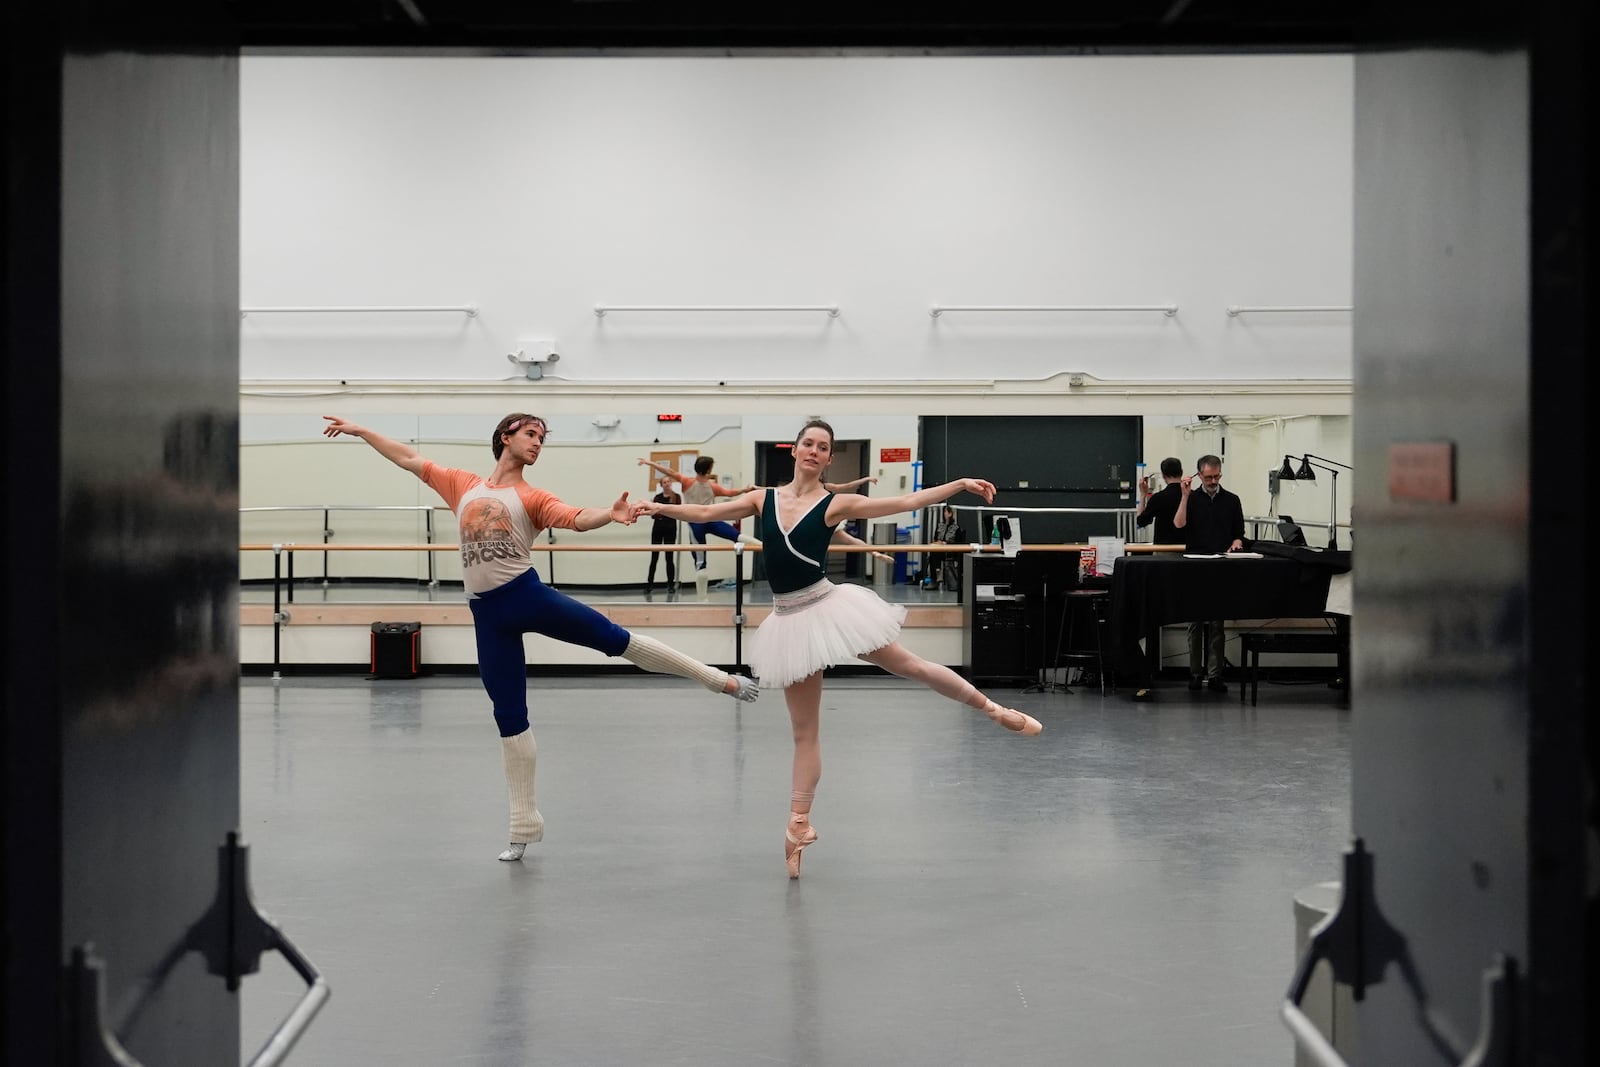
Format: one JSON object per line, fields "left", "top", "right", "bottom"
{"left": 1292, "top": 881, "right": 1353, "bottom": 1066}
{"left": 893, "top": 527, "right": 912, "bottom": 584}
{"left": 871, "top": 522, "right": 897, "bottom": 588}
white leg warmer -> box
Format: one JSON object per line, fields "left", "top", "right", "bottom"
{"left": 623, "top": 634, "right": 758, "bottom": 702}
{"left": 501, "top": 728, "right": 543, "bottom": 846}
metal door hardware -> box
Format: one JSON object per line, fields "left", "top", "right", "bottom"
{"left": 1282, "top": 838, "right": 1517, "bottom": 1067}
{"left": 69, "top": 831, "right": 328, "bottom": 1066}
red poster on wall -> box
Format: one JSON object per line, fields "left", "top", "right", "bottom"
{"left": 879, "top": 447, "right": 911, "bottom": 463}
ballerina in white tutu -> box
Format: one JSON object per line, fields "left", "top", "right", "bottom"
{"left": 633, "top": 418, "right": 1041, "bottom": 878}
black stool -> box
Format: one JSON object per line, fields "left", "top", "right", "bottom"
{"left": 1051, "top": 589, "right": 1111, "bottom": 695}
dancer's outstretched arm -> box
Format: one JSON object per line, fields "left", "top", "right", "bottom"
{"left": 566, "top": 492, "right": 637, "bottom": 532}
{"left": 322, "top": 416, "right": 428, "bottom": 476}
{"left": 634, "top": 488, "right": 762, "bottom": 525}
{"left": 825, "top": 478, "right": 995, "bottom": 525}
{"left": 637, "top": 457, "right": 682, "bottom": 483}
{"left": 639, "top": 457, "right": 751, "bottom": 495}
{"left": 831, "top": 527, "right": 893, "bottom": 563}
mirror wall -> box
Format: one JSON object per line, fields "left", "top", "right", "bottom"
{"left": 241, "top": 408, "right": 1353, "bottom": 600}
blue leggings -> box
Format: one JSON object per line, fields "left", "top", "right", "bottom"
{"left": 688, "top": 520, "right": 742, "bottom": 570}
{"left": 469, "top": 569, "right": 630, "bottom": 736}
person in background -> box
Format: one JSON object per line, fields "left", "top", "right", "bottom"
{"left": 931, "top": 504, "right": 968, "bottom": 591}
{"left": 644, "top": 475, "right": 681, "bottom": 597}
{"left": 1135, "top": 457, "right": 1185, "bottom": 547}
{"left": 1173, "top": 453, "right": 1246, "bottom": 694}
{"left": 633, "top": 418, "right": 1041, "bottom": 880}
{"left": 639, "top": 456, "right": 756, "bottom": 598}
{"left": 323, "top": 413, "right": 759, "bottom": 864}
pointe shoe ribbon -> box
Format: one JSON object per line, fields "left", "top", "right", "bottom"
{"left": 984, "top": 700, "right": 1043, "bottom": 736}
{"left": 785, "top": 816, "right": 818, "bottom": 879}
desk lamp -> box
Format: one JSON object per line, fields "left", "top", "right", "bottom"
{"left": 1278, "top": 454, "right": 1354, "bottom": 549}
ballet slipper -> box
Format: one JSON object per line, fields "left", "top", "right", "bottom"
{"left": 498, "top": 808, "right": 543, "bottom": 862}
{"left": 982, "top": 700, "right": 1043, "bottom": 736}
{"left": 784, "top": 813, "right": 818, "bottom": 879}
{"left": 724, "top": 673, "right": 760, "bottom": 702}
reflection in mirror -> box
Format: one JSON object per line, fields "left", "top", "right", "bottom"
{"left": 240, "top": 411, "right": 1352, "bottom": 608}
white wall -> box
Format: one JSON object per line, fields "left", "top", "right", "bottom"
{"left": 240, "top": 54, "right": 1353, "bottom": 386}
{"left": 237, "top": 52, "right": 1358, "bottom": 626}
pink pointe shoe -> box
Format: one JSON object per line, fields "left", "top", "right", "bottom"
{"left": 983, "top": 700, "right": 1043, "bottom": 736}
{"left": 785, "top": 814, "right": 818, "bottom": 879}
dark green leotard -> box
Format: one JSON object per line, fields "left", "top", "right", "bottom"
{"left": 759, "top": 487, "right": 838, "bottom": 595}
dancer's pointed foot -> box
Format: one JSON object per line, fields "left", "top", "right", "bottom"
{"left": 785, "top": 814, "right": 818, "bottom": 879}
{"left": 983, "top": 700, "right": 1043, "bottom": 736}
{"left": 724, "top": 672, "right": 760, "bottom": 702}
{"left": 498, "top": 842, "right": 527, "bottom": 862}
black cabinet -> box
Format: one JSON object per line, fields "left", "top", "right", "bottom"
{"left": 962, "top": 554, "right": 1084, "bottom": 683}
{"left": 965, "top": 597, "right": 1030, "bottom": 682}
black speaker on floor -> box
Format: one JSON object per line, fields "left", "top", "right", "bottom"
{"left": 371, "top": 621, "right": 422, "bottom": 679}
{"left": 967, "top": 597, "right": 1029, "bottom": 682}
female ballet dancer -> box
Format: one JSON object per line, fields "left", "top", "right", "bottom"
{"left": 322, "top": 414, "right": 758, "bottom": 862}
{"left": 634, "top": 419, "right": 1041, "bottom": 878}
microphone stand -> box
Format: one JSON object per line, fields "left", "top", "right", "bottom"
{"left": 1022, "top": 577, "right": 1057, "bottom": 693}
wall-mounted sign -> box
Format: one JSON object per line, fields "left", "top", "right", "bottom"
{"left": 879, "top": 447, "right": 911, "bottom": 463}
{"left": 1387, "top": 442, "right": 1456, "bottom": 503}
{"left": 656, "top": 414, "right": 683, "bottom": 422}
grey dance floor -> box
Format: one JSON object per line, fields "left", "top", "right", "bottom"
{"left": 241, "top": 675, "right": 1350, "bottom": 1066}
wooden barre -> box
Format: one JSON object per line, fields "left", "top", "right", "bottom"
{"left": 240, "top": 542, "right": 1183, "bottom": 553}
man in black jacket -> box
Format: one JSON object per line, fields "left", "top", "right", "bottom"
{"left": 1173, "top": 454, "right": 1246, "bottom": 692}
{"left": 1135, "top": 456, "right": 1185, "bottom": 545}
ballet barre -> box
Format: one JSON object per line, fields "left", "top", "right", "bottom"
{"left": 594, "top": 303, "right": 840, "bottom": 317}
{"left": 242, "top": 504, "right": 451, "bottom": 587}
{"left": 930, "top": 303, "right": 1178, "bottom": 317}
{"left": 240, "top": 304, "right": 478, "bottom": 316}
{"left": 1226, "top": 305, "right": 1352, "bottom": 316}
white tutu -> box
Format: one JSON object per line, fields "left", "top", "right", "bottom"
{"left": 748, "top": 579, "right": 907, "bottom": 689}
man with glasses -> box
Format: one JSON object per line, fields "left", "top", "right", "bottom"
{"left": 1174, "top": 454, "right": 1246, "bottom": 693}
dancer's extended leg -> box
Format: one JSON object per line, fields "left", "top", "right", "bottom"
{"left": 624, "top": 634, "right": 759, "bottom": 701}
{"left": 783, "top": 672, "right": 823, "bottom": 878}
{"left": 859, "top": 642, "right": 1042, "bottom": 735}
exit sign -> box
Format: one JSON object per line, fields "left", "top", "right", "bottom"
{"left": 656, "top": 414, "right": 683, "bottom": 422}
{"left": 879, "top": 447, "right": 911, "bottom": 463}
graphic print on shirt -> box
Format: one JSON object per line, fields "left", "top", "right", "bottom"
{"left": 460, "top": 496, "right": 517, "bottom": 568}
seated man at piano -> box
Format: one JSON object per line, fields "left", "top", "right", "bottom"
{"left": 1173, "top": 454, "right": 1247, "bottom": 693}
